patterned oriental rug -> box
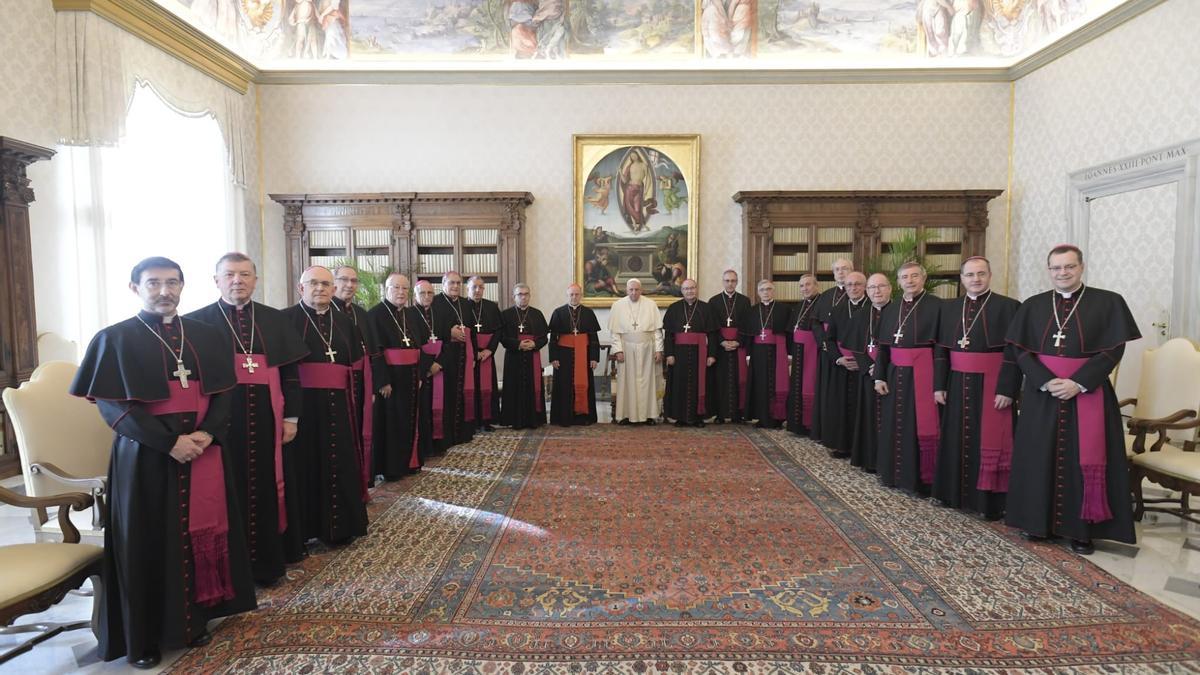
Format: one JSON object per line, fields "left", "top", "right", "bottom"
{"left": 169, "top": 426, "right": 1200, "bottom": 673}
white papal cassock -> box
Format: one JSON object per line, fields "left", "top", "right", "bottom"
{"left": 608, "top": 295, "right": 664, "bottom": 423}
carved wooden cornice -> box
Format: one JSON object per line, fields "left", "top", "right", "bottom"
{"left": 0, "top": 138, "right": 56, "bottom": 207}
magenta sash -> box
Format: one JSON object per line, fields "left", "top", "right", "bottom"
{"left": 422, "top": 342, "right": 445, "bottom": 439}
{"left": 793, "top": 329, "right": 819, "bottom": 427}
{"left": 474, "top": 333, "right": 496, "bottom": 422}
{"left": 1040, "top": 354, "right": 1112, "bottom": 523}
{"left": 519, "top": 334, "right": 545, "bottom": 412}
{"left": 233, "top": 354, "right": 287, "bottom": 532}
{"left": 890, "top": 346, "right": 940, "bottom": 484}
{"left": 298, "top": 362, "right": 368, "bottom": 502}
{"left": 674, "top": 331, "right": 708, "bottom": 416}
{"left": 720, "top": 326, "right": 748, "bottom": 411}
{"left": 384, "top": 348, "right": 420, "bottom": 366}
{"left": 145, "top": 382, "right": 235, "bottom": 607}
{"left": 463, "top": 329, "right": 477, "bottom": 423}
{"left": 351, "top": 356, "right": 374, "bottom": 498}
{"left": 754, "top": 330, "right": 789, "bottom": 420}
{"left": 950, "top": 351, "right": 1013, "bottom": 492}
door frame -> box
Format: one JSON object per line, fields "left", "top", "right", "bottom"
{"left": 1067, "top": 138, "right": 1200, "bottom": 340}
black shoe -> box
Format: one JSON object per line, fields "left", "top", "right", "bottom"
{"left": 675, "top": 420, "right": 688, "bottom": 428}
{"left": 1020, "top": 531, "right": 1049, "bottom": 543}
{"left": 712, "top": 417, "right": 725, "bottom": 424}
{"left": 130, "top": 650, "right": 162, "bottom": 669}
{"left": 694, "top": 421, "right": 705, "bottom": 428}
{"left": 1070, "top": 539, "right": 1095, "bottom": 555}
{"left": 828, "top": 450, "right": 850, "bottom": 459}
{"left": 618, "top": 418, "right": 631, "bottom": 425}
{"left": 188, "top": 630, "right": 213, "bottom": 648}
{"left": 645, "top": 419, "right": 656, "bottom": 426}
{"left": 982, "top": 511, "right": 1004, "bottom": 522}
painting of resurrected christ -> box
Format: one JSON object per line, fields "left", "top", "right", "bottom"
{"left": 574, "top": 135, "right": 700, "bottom": 308}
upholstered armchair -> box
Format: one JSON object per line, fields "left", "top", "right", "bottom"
{"left": 0, "top": 485, "right": 103, "bottom": 665}
{"left": 1121, "top": 338, "right": 1200, "bottom": 524}
{"left": 3, "top": 361, "right": 112, "bottom": 544}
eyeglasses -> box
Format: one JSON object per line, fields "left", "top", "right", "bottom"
{"left": 1047, "top": 264, "right": 1080, "bottom": 273}
{"left": 865, "top": 284, "right": 888, "bottom": 291}
{"left": 142, "top": 280, "right": 182, "bottom": 291}
{"left": 335, "top": 277, "right": 360, "bottom": 284}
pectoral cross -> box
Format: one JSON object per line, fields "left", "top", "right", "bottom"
{"left": 572, "top": 328, "right": 578, "bottom": 335}
{"left": 683, "top": 323, "right": 691, "bottom": 332}
{"left": 957, "top": 336, "right": 971, "bottom": 349}
{"left": 429, "top": 334, "right": 439, "bottom": 344}
{"left": 173, "top": 360, "right": 192, "bottom": 388}
{"left": 518, "top": 323, "right": 525, "bottom": 332}
{"left": 324, "top": 346, "right": 338, "bottom": 363}
{"left": 402, "top": 334, "right": 412, "bottom": 347}
{"left": 474, "top": 321, "right": 482, "bottom": 332}
{"left": 1052, "top": 330, "right": 1066, "bottom": 347}
{"left": 726, "top": 316, "right": 733, "bottom": 327}
{"left": 759, "top": 330, "right": 767, "bottom": 339}
{"left": 242, "top": 354, "right": 261, "bottom": 374}
{"left": 867, "top": 340, "right": 876, "bottom": 354}
{"left": 893, "top": 328, "right": 904, "bottom": 342}
{"left": 632, "top": 320, "right": 639, "bottom": 330}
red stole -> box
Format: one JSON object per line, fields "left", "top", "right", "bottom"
{"left": 145, "top": 382, "right": 234, "bottom": 607}
{"left": 519, "top": 334, "right": 545, "bottom": 412}
{"left": 674, "top": 331, "right": 708, "bottom": 416}
{"left": 384, "top": 348, "right": 422, "bottom": 470}
{"left": 422, "top": 342, "right": 446, "bottom": 439}
{"left": 720, "top": 326, "right": 748, "bottom": 411}
{"left": 1040, "top": 355, "right": 1113, "bottom": 523}
{"left": 473, "top": 332, "right": 496, "bottom": 422}
{"left": 950, "top": 351, "right": 1014, "bottom": 492}
{"left": 557, "top": 333, "right": 591, "bottom": 415}
{"left": 298, "top": 362, "right": 369, "bottom": 502}
{"left": 753, "top": 329, "right": 788, "bottom": 420}
{"left": 890, "top": 346, "right": 940, "bottom": 484}
{"left": 792, "top": 329, "right": 819, "bottom": 427}
{"left": 232, "top": 354, "right": 287, "bottom": 532}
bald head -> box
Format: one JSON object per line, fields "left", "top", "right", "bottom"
{"left": 566, "top": 282, "right": 582, "bottom": 307}
{"left": 385, "top": 273, "right": 411, "bottom": 307}
{"left": 681, "top": 278, "right": 698, "bottom": 302}
{"left": 298, "top": 266, "right": 334, "bottom": 310}
{"left": 866, "top": 272, "right": 892, "bottom": 307}
{"left": 845, "top": 271, "right": 867, "bottom": 300}
{"left": 414, "top": 280, "right": 435, "bottom": 307}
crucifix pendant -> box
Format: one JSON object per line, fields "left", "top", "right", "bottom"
{"left": 868, "top": 340, "right": 876, "bottom": 354}
{"left": 518, "top": 324, "right": 525, "bottom": 332}
{"left": 957, "top": 335, "right": 971, "bottom": 349}
{"left": 324, "top": 346, "right": 337, "bottom": 362}
{"left": 429, "top": 334, "right": 439, "bottom": 344}
{"left": 474, "top": 322, "right": 482, "bottom": 332}
{"left": 242, "top": 354, "right": 261, "bottom": 374}
{"left": 632, "top": 321, "right": 638, "bottom": 330}
{"left": 1052, "top": 330, "right": 1066, "bottom": 347}
{"left": 893, "top": 329, "right": 904, "bottom": 342}
{"left": 572, "top": 328, "right": 578, "bottom": 335}
{"left": 726, "top": 316, "right": 733, "bottom": 327}
{"left": 173, "top": 360, "right": 192, "bottom": 388}
{"left": 402, "top": 334, "right": 412, "bottom": 347}
{"left": 760, "top": 330, "right": 767, "bottom": 339}
{"left": 683, "top": 323, "right": 691, "bottom": 332}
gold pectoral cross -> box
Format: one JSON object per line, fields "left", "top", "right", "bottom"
{"left": 242, "top": 354, "right": 261, "bottom": 374}
{"left": 173, "top": 360, "right": 192, "bottom": 388}
{"left": 957, "top": 336, "right": 970, "bottom": 349}
{"left": 324, "top": 346, "right": 338, "bottom": 362}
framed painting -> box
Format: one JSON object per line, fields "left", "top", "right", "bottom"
{"left": 574, "top": 134, "right": 700, "bottom": 308}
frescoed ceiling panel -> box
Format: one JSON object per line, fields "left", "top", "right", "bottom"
{"left": 156, "top": 0, "right": 1131, "bottom": 69}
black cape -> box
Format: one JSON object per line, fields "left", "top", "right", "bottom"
{"left": 548, "top": 304, "right": 601, "bottom": 426}
{"left": 931, "top": 291, "right": 1021, "bottom": 518}
{"left": 499, "top": 305, "right": 548, "bottom": 429}
{"left": 1004, "top": 286, "right": 1140, "bottom": 543}
{"left": 71, "top": 311, "right": 254, "bottom": 661}
{"left": 874, "top": 291, "right": 943, "bottom": 491}
{"left": 785, "top": 297, "right": 820, "bottom": 435}
{"left": 821, "top": 296, "right": 870, "bottom": 454}
{"left": 662, "top": 299, "right": 718, "bottom": 424}
{"left": 811, "top": 285, "right": 849, "bottom": 441}
{"left": 468, "top": 297, "right": 504, "bottom": 426}
{"left": 707, "top": 291, "right": 752, "bottom": 422}
{"left": 186, "top": 300, "right": 309, "bottom": 583}
{"left": 280, "top": 303, "right": 368, "bottom": 547}
{"left": 744, "top": 300, "right": 793, "bottom": 426}
{"left": 368, "top": 300, "right": 431, "bottom": 480}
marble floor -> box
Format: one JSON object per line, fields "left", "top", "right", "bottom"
{"left": 3, "top": 457, "right": 1198, "bottom": 673}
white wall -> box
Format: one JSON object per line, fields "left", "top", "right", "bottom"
{"left": 258, "top": 82, "right": 1013, "bottom": 312}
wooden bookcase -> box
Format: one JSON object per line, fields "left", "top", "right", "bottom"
{"left": 734, "top": 190, "right": 1002, "bottom": 302}
{"left": 270, "top": 192, "right": 533, "bottom": 308}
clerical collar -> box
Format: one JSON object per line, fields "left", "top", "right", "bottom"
{"left": 966, "top": 290, "right": 990, "bottom": 301}
{"left": 332, "top": 296, "right": 353, "bottom": 310}
{"left": 568, "top": 303, "right": 580, "bottom": 309}
{"left": 138, "top": 309, "right": 176, "bottom": 324}
{"left": 903, "top": 291, "right": 925, "bottom": 303}
{"left": 723, "top": 291, "right": 736, "bottom": 298}
{"left": 302, "top": 301, "right": 330, "bottom": 316}
{"left": 685, "top": 299, "right": 697, "bottom": 306}
{"left": 1057, "top": 284, "right": 1083, "bottom": 298}
{"left": 836, "top": 284, "right": 845, "bottom": 290}
{"left": 219, "top": 297, "right": 252, "bottom": 311}
{"left": 760, "top": 300, "right": 772, "bottom": 306}
{"left": 873, "top": 301, "right": 890, "bottom": 310}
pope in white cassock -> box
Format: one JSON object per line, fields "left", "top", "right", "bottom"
{"left": 608, "top": 278, "right": 664, "bottom": 424}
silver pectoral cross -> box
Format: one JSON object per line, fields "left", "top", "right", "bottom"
{"left": 324, "top": 346, "right": 338, "bottom": 362}
{"left": 429, "top": 334, "right": 439, "bottom": 344}
{"left": 518, "top": 324, "right": 525, "bottom": 332}
{"left": 683, "top": 323, "right": 691, "bottom": 332}
{"left": 957, "top": 335, "right": 971, "bottom": 349}
{"left": 474, "top": 322, "right": 483, "bottom": 332}
{"left": 867, "top": 340, "right": 876, "bottom": 354}
{"left": 893, "top": 328, "right": 904, "bottom": 342}
{"left": 759, "top": 330, "right": 767, "bottom": 339}
{"left": 726, "top": 316, "right": 733, "bottom": 327}
{"left": 1052, "top": 330, "right": 1066, "bottom": 347}
{"left": 242, "top": 354, "right": 261, "bottom": 374}
{"left": 173, "top": 360, "right": 192, "bottom": 388}
{"left": 402, "top": 334, "right": 412, "bottom": 347}
{"left": 572, "top": 328, "right": 578, "bottom": 335}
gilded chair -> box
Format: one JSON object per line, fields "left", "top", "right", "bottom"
{"left": 3, "top": 361, "right": 111, "bottom": 544}
{"left": 0, "top": 485, "right": 102, "bottom": 665}
{"left": 1121, "top": 338, "right": 1200, "bottom": 523}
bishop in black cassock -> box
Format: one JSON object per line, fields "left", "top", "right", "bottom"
{"left": 811, "top": 261, "right": 852, "bottom": 442}
{"left": 822, "top": 273, "right": 869, "bottom": 457}
{"left": 331, "top": 269, "right": 386, "bottom": 491}
{"left": 500, "top": 286, "right": 548, "bottom": 429}
{"left": 932, "top": 258, "right": 1021, "bottom": 520}
{"left": 874, "top": 266, "right": 943, "bottom": 493}
{"left": 549, "top": 285, "right": 601, "bottom": 426}
{"left": 187, "top": 254, "right": 308, "bottom": 585}
{"left": 429, "top": 275, "right": 477, "bottom": 452}
{"left": 785, "top": 278, "right": 821, "bottom": 436}
{"left": 745, "top": 282, "right": 793, "bottom": 428}
{"left": 663, "top": 281, "right": 718, "bottom": 427}
{"left": 282, "top": 267, "right": 368, "bottom": 548}
{"left": 368, "top": 274, "right": 429, "bottom": 481}
{"left": 844, "top": 274, "right": 892, "bottom": 473}
{"left": 72, "top": 257, "right": 255, "bottom": 667}
{"left": 466, "top": 277, "right": 503, "bottom": 431}
{"left": 1005, "top": 247, "right": 1140, "bottom": 552}
{"left": 708, "top": 271, "right": 752, "bottom": 423}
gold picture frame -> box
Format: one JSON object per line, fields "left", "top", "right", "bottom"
{"left": 574, "top": 134, "right": 700, "bottom": 308}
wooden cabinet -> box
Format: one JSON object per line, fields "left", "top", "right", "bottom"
{"left": 0, "top": 138, "right": 55, "bottom": 478}
{"left": 734, "top": 190, "right": 1002, "bottom": 302}
{"left": 270, "top": 192, "right": 533, "bottom": 307}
